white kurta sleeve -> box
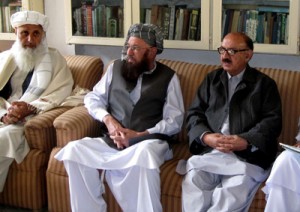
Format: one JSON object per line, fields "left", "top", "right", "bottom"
{"left": 84, "top": 63, "right": 113, "bottom": 122}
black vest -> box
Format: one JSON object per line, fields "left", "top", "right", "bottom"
{"left": 0, "top": 70, "right": 33, "bottom": 100}
{"left": 0, "top": 79, "right": 12, "bottom": 100}
{"left": 108, "top": 59, "right": 175, "bottom": 132}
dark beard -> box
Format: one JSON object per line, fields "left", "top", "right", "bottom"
{"left": 121, "top": 56, "right": 149, "bottom": 83}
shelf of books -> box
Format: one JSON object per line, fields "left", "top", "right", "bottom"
{"left": 132, "top": 0, "right": 210, "bottom": 50}
{"left": 212, "top": 0, "right": 300, "bottom": 54}
{"left": 0, "top": 0, "right": 22, "bottom": 40}
{"left": 0, "top": 0, "right": 44, "bottom": 40}
{"left": 65, "top": 0, "right": 132, "bottom": 46}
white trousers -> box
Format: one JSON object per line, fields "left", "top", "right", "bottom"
{"left": 0, "top": 123, "right": 29, "bottom": 192}
{"left": 263, "top": 150, "right": 300, "bottom": 212}
{"left": 179, "top": 150, "right": 268, "bottom": 212}
{"left": 0, "top": 123, "right": 29, "bottom": 163}
{"left": 55, "top": 137, "right": 170, "bottom": 212}
{"left": 64, "top": 160, "right": 162, "bottom": 212}
{"left": 0, "top": 157, "right": 14, "bottom": 192}
{"left": 182, "top": 169, "right": 260, "bottom": 212}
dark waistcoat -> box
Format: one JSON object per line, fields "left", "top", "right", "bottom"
{"left": 108, "top": 59, "right": 175, "bottom": 132}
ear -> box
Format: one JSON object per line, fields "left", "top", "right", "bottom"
{"left": 245, "top": 50, "right": 253, "bottom": 62}
{"left": 150, "top": 47, "right": 158, "bottom": 56}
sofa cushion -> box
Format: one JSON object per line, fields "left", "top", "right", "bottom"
{"left": 64, "top": 55, "right": 103, "bottom": 91}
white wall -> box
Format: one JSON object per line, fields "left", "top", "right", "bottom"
{"left": 0, "top": 40, "right": 13, "bottom": 52}
{"left": 0, "top": 0, "right": 75, "bottom": 55}
{"left": 44, "top": 0, "right": 75, "bottom": 56}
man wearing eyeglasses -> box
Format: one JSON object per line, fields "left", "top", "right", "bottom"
{"left": 178, "top": 32, "right": 282, "bottom": 211}
{"left": 55, "top": 23, "right": 184, "bottom": 211}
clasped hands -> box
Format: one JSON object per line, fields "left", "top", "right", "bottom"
{"left": 202, "top": 133, "right": 248, "bottom": 153}
{"left": 103, "top": 115, "right": 148, "bottom": 149}
{"left": 1, "top": 101, "right": 37, "bottom": 125}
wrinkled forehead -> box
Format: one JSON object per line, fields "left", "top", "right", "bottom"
{"left": 16, "top": 24, "right": 44, "bottom": 31}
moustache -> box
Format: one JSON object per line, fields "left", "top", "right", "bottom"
{"left": 222, "top": 58, "right": 231, "bottom": 63}
{"left": 123, "top": 55, "right": 134, "bottom": 62}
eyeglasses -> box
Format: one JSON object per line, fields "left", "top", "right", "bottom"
{"left": 124, "top": 45, "right": 151, "bottom": 52}
{"left": 217, "top": 47, "right": 249, "bottom": 56}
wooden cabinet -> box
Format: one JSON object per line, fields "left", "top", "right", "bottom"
{"left": 0, "top": 0, "right": 44, "bottom": 40}
{"left": 64, "top": 0, "right": 132, "bottom": 46}
{"left": 212, "top": 0, "right": 300, "bottom": 54}
{"left": 65, "top": 0, "right": 300, "bottom": 54}
{"left": 132, "top": 0, "right": 210, "bottom": 50}
{"left": 65, "top": 0, "right": 210, "bottom": 49}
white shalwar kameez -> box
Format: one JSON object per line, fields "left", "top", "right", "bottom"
{"left": 263, "top": 118, "right": 300, "bottom": 212}
{"left": 55, "top": 62, "right": 184, "bottom": 212}
{"left": 0, "top": 48, "right": 73, "bottom": 192}
{"left": 263, "top": 150, "right": 300, "bottom": 212}
{"left": 178, "top": 150, "right": 269, "bottom": 212}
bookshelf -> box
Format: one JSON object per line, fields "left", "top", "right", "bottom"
{"left": 212, "top": 0, "right": 300, "bottom": 54}
{"left": 132, "top": 0, "right": 210, "bottom": 50}
{"left": 64, "top": 0, "right": 132, "bottom": 46}
{"left": 0, "top": 0, "right": 44, "bottom": 40}
{"left": 65, "top": 0, "right": 210, "bottom": 49}
{"left": 65, "top": 0, "right": 300, "bottom": 54}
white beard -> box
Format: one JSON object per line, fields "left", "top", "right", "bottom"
{"left": 11, "top": 37, "right": 48, "bottom": 74}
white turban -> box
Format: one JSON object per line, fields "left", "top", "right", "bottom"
{"left": 10, "top": 11, "right": 49, "bottom": 32}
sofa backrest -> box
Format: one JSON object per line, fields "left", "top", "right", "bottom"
{"left": 64, "top": 55, "right": 104, "bottom": 91}
{"left": 258, "top": 67, "right": 300, "bottom": 146}
{"left": 158, "top": 59, "right": 219, "bottom": 143}
{"left": 159, "top": 59, "right": 300, "bottom": 147}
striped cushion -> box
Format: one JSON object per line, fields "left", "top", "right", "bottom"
{"left": 47, "top": 59, "right": 300, "bottom": 212}
{"left": 54, "top": 106, "right": 103, "bottom": 147}
{"left": 258, "top": 67, "right": 300, "bottom": 146}
{"left": 65, "top": 55, "right": 103, "bottom": 91}
{"left": 47, "top": 148, "right": 71, "bottom": 212}
{"left": 0, "top": 150, "right": 47, "bottom": 209}
{"left": 25, "top": 107, "right": 71, "bottom": 150}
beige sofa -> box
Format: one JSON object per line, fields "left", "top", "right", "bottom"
{"left": 0, "top": 55, "right": 103, "bottom": 210}
{"left": 46, "top": 59, "right": 300, "bottom": 212}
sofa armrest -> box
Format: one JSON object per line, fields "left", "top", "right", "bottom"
{"left": 24, "top": 106, "right": 72, "bottom": 151}
{"left": 54, "top": 106, "right": 102, "bottom": 147}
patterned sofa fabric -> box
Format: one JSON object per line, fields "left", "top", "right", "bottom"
{"left": 46, "top": 59, "right": 300, "bottom": 212}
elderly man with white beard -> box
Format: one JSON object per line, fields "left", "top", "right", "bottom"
{"left": 0, "top": 10, "right": 73, "bottom": 192}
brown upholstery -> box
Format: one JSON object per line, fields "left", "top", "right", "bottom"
{"left": 0, "top": 55, "right": 103, "bottom": 210}
{"left": 46, "top": 59, "right": 300, "bottom": 211}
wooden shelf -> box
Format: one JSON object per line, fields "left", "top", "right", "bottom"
{"left": 0, "top": 0, "right": 44, "bottom": 41}
{"left": 64, "top": 0, "right": 300, "bottom": 54}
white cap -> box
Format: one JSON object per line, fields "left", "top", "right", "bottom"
{"left": 10, "top": 10, "right": 49, "bottom": 32}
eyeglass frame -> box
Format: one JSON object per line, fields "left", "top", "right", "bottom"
{"left": 124, "top": 44, "right": 152, "bottom": 52}
{"left": 217, "top": 47, "right": 250, "bottom": 56}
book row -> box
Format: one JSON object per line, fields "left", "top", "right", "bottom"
{"left": 72, "top": 2, "right": 124, "bottom": 38}
{"left": 140, "top": 4, "right": 201, "bottom": 41}
{"left": 72, "top": 2, "right": 202, "bottom": 41}
{"left": 222, "top": 6, "right": 289, "bottom": 44}
{"left": 0, "top": 2, "right": 22, "bottom": 33}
